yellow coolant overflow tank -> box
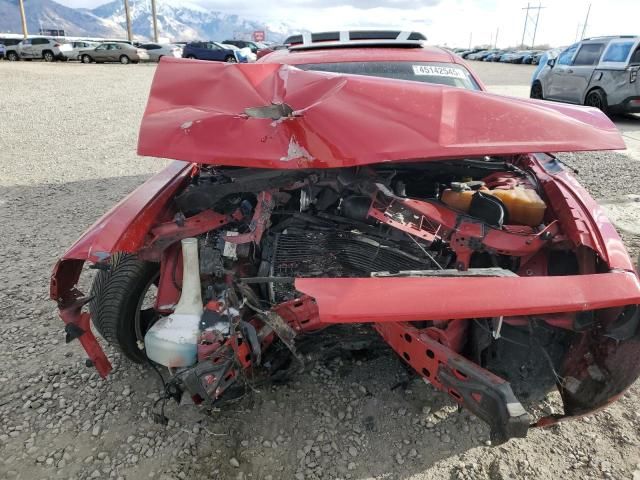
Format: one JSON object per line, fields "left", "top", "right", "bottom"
{"left": 442, "top": 182, "right": 546, "bottom": 227}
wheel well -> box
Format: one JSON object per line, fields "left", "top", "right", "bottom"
{"left": 584, "top": 86, "right": 606, "bottom": 104}
{"left": 531, "top": 80, "right": 543, "bottom": 97}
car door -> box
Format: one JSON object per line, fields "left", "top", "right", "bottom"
{"left": 562, "top": 42, "right": 605, "bottom": 103}
{"left": 206, "top": 43, "right": 224, "bottom": 61}
{"left": 19, "top": 39, "right": 33, "bottom": 58}
{"left": 32, "top": 38, "right": 50, "bottom": 58}
{"left": 93, "top": 44, "right": 109, "bottom": 61}
{"left": 110, "top": 44, "right": 124, "bottom": 61}
{"left": 191, "top": 42, "right": 206, "bottom": 59}
{"left": 545, "top": 43, "right": 579, "bottom": 100}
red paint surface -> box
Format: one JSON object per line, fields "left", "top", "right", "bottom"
{"left": 60, "top": 161, "right": 191, "bottom": 263}
{"left": 138, "top": 59, "right": 624, "bottom": 169}
{"left": 296, "top": 272, "right": 640, "bottom": 323}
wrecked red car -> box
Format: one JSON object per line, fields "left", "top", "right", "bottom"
{"left": 51, "top": 31, "right": 640, "bottom": 444}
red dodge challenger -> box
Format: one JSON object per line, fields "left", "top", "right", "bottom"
{"left": 51, "top": 31, "right": 640, "bottom": 444}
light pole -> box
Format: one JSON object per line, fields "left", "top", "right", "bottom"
{"left": 123, "top": 0, "right": 133, "bottom": 42}
{"left": 151, "top": 0, "right": 159, "bottom": 43}
{"left": 18, "top": 0, "right": 28, "bottom": 38}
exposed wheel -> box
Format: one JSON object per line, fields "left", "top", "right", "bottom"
{"left": 224, "top": 55, "right": 237, "bottom": 63}
{"left": 81, "top": 54, "right": 92, "bottom": 64}
{"left": 585, "top": 89, "right": 608, "bottom": 114}
{"left": 89, "top": 253, "right": 160, "bottom": 363}
{"left": 7, "top": 51, "right": 19, "bottom": 61}
{"left": 186, "top": 54, "right": 196, "bottom": 59}
{"left": 530, "top": 81, "right": 544, "bottom": 100}
{"left": 119, "top": 55, "right": 130, "bottom": 64}
{"left": 43, "top": 50, "right": 54, "bottom": 62}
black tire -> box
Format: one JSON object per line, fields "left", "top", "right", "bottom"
{"left": 81, "top": 54, "right": 92, "bottom": 64}
{"left": 585, "top": 89, "right": 608, "bottom": 114}
{"left": 186, "top": 54, "right": 196, "bottom": 59}
{"left": 224, "top": 55, "right": 237, "bottom": 63}
{"left": 530, "top": 81, "right": 544, "bottom": 100}
{"left": 89, "top": 253, "right": 159, "bottom": 363}
{"left": 119, "top": 54, "right": 130, "bottom": 65}
{"left": 7, "top": 51, "right": 19, "bottom": 61}
{"left": 43, "top": 50, "right": 54, "bottom": 62}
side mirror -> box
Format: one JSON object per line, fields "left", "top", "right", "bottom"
{"left": 547, "top": 58, "right": 555, "bottom": 67}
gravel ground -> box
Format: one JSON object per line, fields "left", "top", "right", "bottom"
{"left": 1, "top": 61, "right": 640, "bottom": 480}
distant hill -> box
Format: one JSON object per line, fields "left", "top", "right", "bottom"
{"left": 0, "top": 0, "right": 122, "bottom": 37}
{"left": 0, "top": 0, "right": 296, "bottom": 42}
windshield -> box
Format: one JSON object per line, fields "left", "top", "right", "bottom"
{"left": 296, "top": 61, "right": 480, "bottom": 90}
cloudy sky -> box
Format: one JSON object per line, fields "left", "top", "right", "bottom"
{"left": 55, "top": 0, "right": 639, "bottom": 48}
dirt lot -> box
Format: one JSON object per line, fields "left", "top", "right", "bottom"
{"left": 1, "top": 60, "right": 639, "bottom": 480}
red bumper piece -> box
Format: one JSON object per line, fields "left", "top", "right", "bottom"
{"left": 296, "top": 272, "right": 640, "bottom": 323}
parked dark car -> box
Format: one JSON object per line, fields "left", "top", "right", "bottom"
{"left": 484, "top": 50, "right": 507, "bottom": 62}
{"left": 499, "top": 50, "right": 532, "bottom": 63}
{"left": 182, "top": 41, "right": 237, "bottom": 62}
{"left": 222, "top": 39, "right": 260, "bottom": 54}
{"left": 460, "top": 48, "right": 483, "bottom": 59}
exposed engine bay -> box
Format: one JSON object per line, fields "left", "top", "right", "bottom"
{"left": 135, "top": 156, "right": 592, "bottom": 444}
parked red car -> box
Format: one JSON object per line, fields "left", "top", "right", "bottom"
{"left": 51, "top": 31, "right": 640, "bottom": 444}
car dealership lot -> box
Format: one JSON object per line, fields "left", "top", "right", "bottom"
{"left": 1, "top": 61, "right": 639, "bottom": 480}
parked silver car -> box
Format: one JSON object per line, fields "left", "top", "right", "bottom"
{"left": 64, "top": 40, "right": 100, "bottom": 61}
{"left": 531, "top": 36, "right": 640, "bottom": 114}
{"left": 78, "top": 42, "right": 149, "bottom": 64}
{"left": 138, "top": 43, "right": 183, "bottom": 61}
{"left": 5, "top": 37, "right": 72, "bottom": 62}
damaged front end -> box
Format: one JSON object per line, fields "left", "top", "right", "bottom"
{"left": 51, "top": 60, "right": 640, "bottom": 444}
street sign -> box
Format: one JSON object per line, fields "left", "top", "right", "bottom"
{"left": 253, "top": 30, "right": 265, "bottom": 42}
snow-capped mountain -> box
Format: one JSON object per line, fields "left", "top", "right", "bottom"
{"left": 0, "top": 0, "right": 297, "bottom": 42}
{"left": 0, "top": 0, "right": 124, "bottom": 38}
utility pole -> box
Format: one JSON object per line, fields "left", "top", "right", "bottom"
{"left": 123, "top": 0, "right": 133, "bottom": 42}
{"left": 18, "top": 0, "right": 28, "bottom": 38}
{"left": 521, "top": 2, "right": 545, "bottom": 48}
{"left": 532, "top": 2, "right": 542, "bottom": 47}
{"left": 495, "top": 27, "right": 499, "bottom": 48}
{"left": 520, "top": 2, "right": 529, "bottom": 48}
{"left": 150, "top": 0, "right": 159, "bottom": 42}
{"left": 469, "top": 32, "right": 472, "bottom": 49}
{"left": 581, "top": 3, "right": 591, "bottom": 40}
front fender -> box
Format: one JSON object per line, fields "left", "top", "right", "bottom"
{"left": 62, "top": 161, "right": 192, "bottom": 263}
{"left": 49, "top": 161, "right": 192, "bottom": 377}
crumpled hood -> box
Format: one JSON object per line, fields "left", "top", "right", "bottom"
{"left": 137, "top": 58, "right": 625, "bottom": 168}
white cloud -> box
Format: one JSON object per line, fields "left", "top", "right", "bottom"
{"left": 55, "top": 0, "right": 639, "bottom": 48}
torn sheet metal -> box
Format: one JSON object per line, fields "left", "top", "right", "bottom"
{"left": 138, "top": 58, "right": 625, "bottom": 169}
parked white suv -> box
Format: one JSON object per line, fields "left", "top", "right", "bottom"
{"left": 5, "top": 37, "right": 72, "bottom": 62}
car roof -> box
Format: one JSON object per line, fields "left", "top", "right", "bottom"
{"left": 258, "top": 45, "right": 486, "bottom": 91}
{"left": 260, "top": 45, "right": 458, "bottom": 66}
